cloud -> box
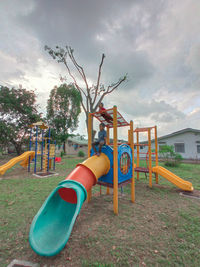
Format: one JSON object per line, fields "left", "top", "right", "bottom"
{"left": 0, "top": 0, "right": 200, "bottom": 140}
{"left": 111, "top": 89, "right": 185, "bottom": 120}
{"left": 17, "top": 0, "right": 157, "bottom": 84}
{"left": 186, "top": 45, "right": 200, "bottom": 75}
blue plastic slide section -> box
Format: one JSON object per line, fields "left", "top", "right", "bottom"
{"left": 29, "top": 180, "right": 87, "bottom": 256}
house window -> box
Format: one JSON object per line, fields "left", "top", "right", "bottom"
{"left": 197, "top": 145, "right": 200, "bottom": 153}
{"left": 174, "top": 143, "right": 185, "bottom": 153}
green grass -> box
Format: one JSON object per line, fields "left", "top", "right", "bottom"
{"left": 0, "top": 157, "right": 200, "bottom": 266}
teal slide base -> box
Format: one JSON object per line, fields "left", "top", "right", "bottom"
{"left": 29, "top": 180, "right": 87, "bottom": 257}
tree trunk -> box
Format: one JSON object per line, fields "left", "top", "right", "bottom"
{"left": 63, "top": 141, "right": 66, "bottom": 154}
{"left": 14, "top": 143, "right": 22, "bottom": 155}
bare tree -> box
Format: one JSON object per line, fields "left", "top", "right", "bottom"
{"left": 45, "top": 45, "right": 127, "bottom": 132}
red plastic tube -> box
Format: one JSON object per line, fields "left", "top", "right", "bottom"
{"left": 58, "top": 165, "right": 96, "bottom": 204}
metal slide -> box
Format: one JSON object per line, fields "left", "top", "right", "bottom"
{"left": 152, "top": 166, "right": 193, "bottom": 191}
{"left": 0, "top": 151, "right": 35, "bottom": 175}
{"left": 29, "top": 154, "right": 110, "bottom": 256}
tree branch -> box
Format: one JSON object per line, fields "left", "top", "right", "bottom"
{"left": 62, "top": 57, "right": 89, "bottom": 116}
{"left": 107, "top": 75, "right": 127, "bottom": 94}
{"left": 66, "top": 47, "right": 93, "bottom": 112}
{"left": 45, "top": 45, "right": 127, "bottom": 132}
{"left": 92, "top": 53, "right": 105, "bottom": 105}
{"left": 94, "top": 75, "right": 127, "bottom": 110}
{"left": 67, "top": 47, "right": 89, "bottom": 91}
{"left": 62, "top": 57, "right": 87, "bottom": 99}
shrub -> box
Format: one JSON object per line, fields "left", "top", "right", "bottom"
{"left": 174, "top": 153, "right": 183, "bottom": 165}
{"left": 78, "top": 150, "right": 85, "bottom": 157}
{"left": 159, "top": 145, "right": 183, "bottom": 167}
{"left": 60, "top": 151, "right": 65, "bottom": 157}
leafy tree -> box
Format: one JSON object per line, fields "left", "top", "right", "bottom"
{"left": 159, "top": 145, "right": 183, "bottom": 167}
{"left": 0, "top": 85, "right": 40, "bottom": 155}
{"left": 45, "top": 45, "right": 127, "bottom": 133}
{"left": 46, "top": 84, "right": 81, "bottom": 152}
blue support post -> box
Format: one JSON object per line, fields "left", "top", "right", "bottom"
{"left": 28, "top": 127, "right": 32, "bottom": 172}
{"left": 34, "top": 126, "right": 38, "bottom": 174}
{"left": 41, "top": 130, "right": 44, "bottom": 171}
{"left": 53, "top": 140, "right": 56, "bottom": 171}
{"left": 47, "top": 127, "right": 51, "bottom": 172}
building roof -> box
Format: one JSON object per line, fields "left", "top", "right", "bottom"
{"left": 68, "top": 128, "right": 200, "bottom": 146}
{"left": 140, "top": 128, "right": 200, "bottom": 144}
{"left": 157, "top": 128, "right": 200, "bottom": 141}
{"left": 67, "top": 136, "right": 88, "bottom": 145}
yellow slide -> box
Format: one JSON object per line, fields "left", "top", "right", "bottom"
{"left": 152, "top": 166, "right": 193, "bottom": 191}
{"left": 0, "top": 151, "right": 35, "bottom": 176}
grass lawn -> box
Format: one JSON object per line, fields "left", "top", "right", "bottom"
{"left": 0, "top": 155, "right": 200, "bottom": 267}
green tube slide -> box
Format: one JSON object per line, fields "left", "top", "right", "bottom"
{"left": 29, "top": 180, "right": 87, "bottom": 256}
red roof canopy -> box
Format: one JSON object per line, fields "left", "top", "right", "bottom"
{"left": 91, "top": 108, "right": 130, "bottom": 128}
{"left": 134, "top": 127, "right": 155, "bottom": 133}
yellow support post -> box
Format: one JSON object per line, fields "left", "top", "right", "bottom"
{"left": 106, "top": 127, "right": 110, "bottom": 145}
{"left": 136, "top": 131, "right": 139, "bottom": 180}
{"left": 130, "top": 120, "right": 135, "bottom": 203}
{"left": 87, "top": 190, "right": 92, "bottom": 202}
{"left": 88, "top": 113, "right": 92, "bottom": 157}
{"left": 148, "top": 128, "right": 152, "bottom": 188}
{"left": 128, "top": 129, "right": 130, "bottom": 144}
{"left": 106, "top": 126, "right": 110, "bottom": 194}
{"left": 154, "top": 126, "right": 159, "bottom": 184}
{"left": 87, "top": 112, "right": 92, "bottom": 202}
{"left": 106, "top": 187, "right": 110, "bottom": 195}
{"left": 113, "top": 106, "right": 118, "bottom": 215}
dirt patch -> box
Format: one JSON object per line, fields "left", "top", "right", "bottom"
{"left": 33, "top": 172, "right": 58, "bottom": 178}
{"left": 179, "top": 190, "right": 200, "bottom": 199}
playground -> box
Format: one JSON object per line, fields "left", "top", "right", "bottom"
{"left": 0, "top": 107, "right": 200, "bottom": 266}
{"left": 0, "top": 107, "right": 199, "bottom": 266}
{"left": 0, "top": 155, "right": 199, "bottom": 266}
{"left": 1, "top": 0, "right": 200, "bottom": 264}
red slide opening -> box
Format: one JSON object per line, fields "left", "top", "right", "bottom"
{"left": 58, "top": 188, "right": 77, "bottom": 204}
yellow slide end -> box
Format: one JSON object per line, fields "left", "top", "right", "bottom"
{"left": 0, "top": 151, "right": 35, "bottom": 175}
{"left": 152, "top": 166, "right": 193, "bottom": 191}
{"left": 79, "top": 153, "right": 110, "bottom": 181}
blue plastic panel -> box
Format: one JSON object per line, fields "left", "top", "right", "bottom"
{"left": 92, "top": 144, "right": 132, "bottom": 184}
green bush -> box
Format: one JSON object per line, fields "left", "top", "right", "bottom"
{"left": 159, "top": 145, "right": 183, "bottom": 167}
{"left": 60, "top": 151, "right": 65, "bottom": 157}
{"left": 165, "top": 161, "right": 179, "bottom": 167}
{"left": 78, "top": 150, "right": 85, "bottom": 157}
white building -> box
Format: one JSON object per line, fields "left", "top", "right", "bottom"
{"left": 64, "top": 128, "right": 200, "bottom": 159}
{"left": 65, "top": 136, "right": 88, "bottom": 156}
{"left": 139, "top": 128, "right": 200, "bottom": 160}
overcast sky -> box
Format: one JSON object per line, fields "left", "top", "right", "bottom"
{"left": 0, "top": 0, "right": 200, "bottom": 140}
